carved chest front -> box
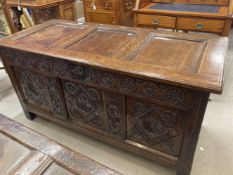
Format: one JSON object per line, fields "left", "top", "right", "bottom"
{"left": 0, "top": 20, "right": 228, "bottom": 175}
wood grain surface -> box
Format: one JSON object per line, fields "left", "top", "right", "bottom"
{"left": 0, "top": 20, "right": 229, "bottom": 175}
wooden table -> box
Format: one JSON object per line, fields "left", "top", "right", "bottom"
{"left": 3, "top": 0, "right": 77, "bottom": 33}
{"left": 0, "top": 114, "right": 121, "bottom": 175}
{"left": 0, "top": 20, "right": 229, "bottom": 175}
{"left": 133, "top": 0, "right": 233, "bottom": 36}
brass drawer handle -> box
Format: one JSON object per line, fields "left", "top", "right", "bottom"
{"left": 104, "top": 2, "right": 110, "bottom": 9}
{"left": 124, "top": 0, "right": 133, "bottom": 10}
{"left": 195, "top": 23, "right": 204, "bottom": 30}
{"left": 152, "top": 19, "right": 160, "bottom": 26}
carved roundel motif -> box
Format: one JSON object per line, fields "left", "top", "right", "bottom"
{"left": 141, "top": 81, "right": 160, "bottom": 98}
{"left": 19, "top": 70, "right": 50, "bottom": 109}
{"left": 64, "top": 81, "right": 104, "bottom": 128}
{"left": 129, "top": 101, "right": 180, "bottom": 153}
{"left": 162, "top": 87, "right": 185, "bottom": 104}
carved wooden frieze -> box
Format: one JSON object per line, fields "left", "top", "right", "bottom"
{"left": 5, "top": 50, "right": 195, "bottom": 111}
{"left": 54, "top": 62, "right": 194, "bottom": 110}
{"left": 127, "top": 99, "right": 184, "bottom": 156}
{"left": 7, "top": 51, "right": 51, "bottom": 73}
{"left": 51, "top": 60, "right": 192, "bottom": 110}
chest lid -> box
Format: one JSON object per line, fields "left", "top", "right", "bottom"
{"left": 0, "top": 20, "right": 228, "bottom": 94}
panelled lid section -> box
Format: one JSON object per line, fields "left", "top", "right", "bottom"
{"left": 15, "top": 23, "right": 147, "bottom": 60}
{"left": 66, "top": 26, "right": 147, "bottom": 60}
{"left": 131, "top": 35, "right": 208, "bottom": 74}
{"left": 16, "top": 23, "right": 91, "bottom": 48}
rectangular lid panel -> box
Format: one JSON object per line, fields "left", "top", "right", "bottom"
{"left": 17, "top": 24, "right": 88, "bottom": 47}
{"left": 66, "top": 26, "right": 146, "bottom": 60}
{"left": 131, "top": 35, "right": 207, "bottom": 74}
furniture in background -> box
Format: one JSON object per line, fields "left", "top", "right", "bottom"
{"left": 76, "top": 0, "right": 84, "bottom": 19}
{"left": 0, "top": 1, "right": 8, "bottom": 70}
{"left": 133, "top": 0, "right": 233, "bottom": 36}
{"left": 83, "top": 0, "right": 136, "bottom": 26}
{"left": 0, "top": 114, "right": 121, "bottom": 175}
{"left": 0, "top": 0, "right": 10, "bottom": 34}
{"left": 4, "top": 0, "right": 77, "bottom": 33}
{"left": 0, "top": 20, "right": 228, "bottom": 175}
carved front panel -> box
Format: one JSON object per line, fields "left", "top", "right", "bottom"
{"left": 15, "top": 69, "right": 51, "bottom": 111}
{"left": 127, "top": 98, "right": 184, "bottom": 156}
{"left": 62, "top": 80, "right": 105, "bottom": 130}
{"left": 62, "top": 80, "right": 124, "bottom": 137}
{"left": 15, "top": 68, "right": 67, "bottom": 120}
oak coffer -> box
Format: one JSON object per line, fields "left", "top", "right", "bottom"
{"left": 0, "top": 20, "right": 229, "bottom": 175}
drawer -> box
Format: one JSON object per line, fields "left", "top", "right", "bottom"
{"left": 137, "top": 14, "right": 176, "bottom": 28}
{"left": 84, "top": 0, "right": 115, "bottom": 11}
{"left": 86, "top": 11, "right": 116, "bottom": 24}
{"left": 177, "top": 18, "right": 225, "bottom": 33}
{"left": 175, "top": 0, "right": 229, "bottom": 6}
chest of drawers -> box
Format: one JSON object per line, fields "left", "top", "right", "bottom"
{"left": 83, "top": 0, "right": 136, "bottom": 26}
{"left": 134, "top": 0, "right": 233, "bottom": 36}
{"left": 0, "top": 20, "right": 228, "bottom": 175}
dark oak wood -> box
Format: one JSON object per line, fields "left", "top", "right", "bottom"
{"left": 4, "top": 0, "right": 77, "bottom": 33}
{"left": 0, "top": 114, "right": 121, "bottom": 175}
{"left": 0, "top": 20, "right": 229, "bottom": 175}
{"left": 133, "top": 0, "right": 233, "bottom": 36}
{"left": 83, "top": 0, "right": 136, "bottom": 26}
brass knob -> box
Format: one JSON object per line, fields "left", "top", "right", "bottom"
{"left": 124, "top": 0, "right": 133, "bottom": 10}
{"left": 152, "top": 19, "right": 160, "bottom": 26}
{"left": 105, "top": 2, "right": 110, "bottom": 9}
{"left": 195, "top": 23, "right": 204, "bottom": 30}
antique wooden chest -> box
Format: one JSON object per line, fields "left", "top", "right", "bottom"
{"left": 0, "top": 20, "right": 228, "bottom": 175}
{"left": 0, "top": 114, "right": 121, "bottom": 175}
